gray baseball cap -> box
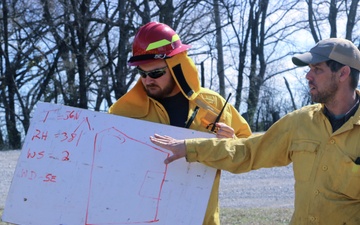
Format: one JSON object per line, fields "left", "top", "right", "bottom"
{"left": 292, "top": 38, "right": 360, "bottom": 71}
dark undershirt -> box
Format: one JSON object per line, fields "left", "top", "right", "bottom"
{"left": 324, "top": 96, "right": 359, "bottom": 132}
{"left": 156, "top": 92, "right": 189, "bottom": 128}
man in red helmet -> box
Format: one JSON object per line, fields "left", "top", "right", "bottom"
{"left": 109, "top": 21, "right": 251, "bottom": 225}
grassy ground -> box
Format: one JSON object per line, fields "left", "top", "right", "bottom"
{"left": 220, "top": 207, "right": 293, "bottom": 225}
{"left": 1, "top": 207, "right": 293, "bottom": 225}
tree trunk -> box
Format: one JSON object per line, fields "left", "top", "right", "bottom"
{"left": 213, "top": 0, "right": 225, "bottom": 97}
{"left": 1, "top": 0, "right": 21, "bottom": 149}
{"left": 246, "top": 0, "right": 268, "bottom": 130}
{"left": 284, "top": 77, "right": 297, "bottom": 111}
{"left": 345, "top": 0, "right": 359, "bottom": 40}
{"left": 307, "top": 0, "right": 319, "bottom": 43}
{"left": 328, "top": 0, "right": 337, "bottom": 38}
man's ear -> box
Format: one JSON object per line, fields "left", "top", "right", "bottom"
{"left": 339, "top": 66, "right": 351, "bottom": 81}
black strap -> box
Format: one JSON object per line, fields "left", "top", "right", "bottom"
{"left": 172, "top": 64, "right": 194, "bottom": 97}
{"left": 185, "top": 106, "right": 199, "bottom": 128}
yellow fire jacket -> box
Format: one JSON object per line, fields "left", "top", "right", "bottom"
{"left": 185, "top": 95, "right": 360, "bottom": 225}
{"left": 109, "top": 51, "right": 251, "bottom": 225}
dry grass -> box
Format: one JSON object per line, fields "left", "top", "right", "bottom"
{"left": 220, "top": 207, "right": 293, "bottom": 225}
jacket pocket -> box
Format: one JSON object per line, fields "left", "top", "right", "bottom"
{"left": 334, "top": 154, "right": 360, "bottom": 199}
{"left": 290, "top": 140, "right": 320, "bottom": 182}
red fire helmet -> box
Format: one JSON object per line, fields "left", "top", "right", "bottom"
{"left": 128, "top": 22, "right": 191, "bottom": 66}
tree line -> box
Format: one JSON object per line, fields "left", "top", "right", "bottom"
{"left": 1, "top": 0, "right": 360, "bottom": 150}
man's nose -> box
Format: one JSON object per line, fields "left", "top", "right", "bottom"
{"left": 305, "top": 71, "right": 312, "bottom": 81}
{"left": 143, "top": 76, "right": 155, "bottom": 84}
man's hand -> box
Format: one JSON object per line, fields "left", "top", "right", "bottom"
{"left": 150, "top": 134, "right": 186, "bottom": 164}
{"left": 215, "top": 122, "right": 235, "bottom": 138}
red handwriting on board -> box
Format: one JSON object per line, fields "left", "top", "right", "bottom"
{"left": 31, "top": 129, "right": 48, "bottom": 141}
{"left": 60, "top": 110, "right": 81, "bottom": 120}
{"left": 85, "top": 127, "right": 169, "bottom": 225}
{"left": 52, "top": 117, "right": 91, "bottom": 146}
{"left": 42, "top": 109, "right": 81, "bottom": 123}
{"left": 27, "top": 149, "right": 70, "bottom": 161}
{"left": 40, "top": 107, "right": 92, "bottom": 145}
{"left": 20, "top": 169, "right": 37, "bottom": 180}
{"left": 33, "top": 117, "right": 91, "bottom": 148}
{"left": 20, "top": 169, "right": 58, "bottom": 183}
{"left": 41, "top": 109, "right": 59, "bottom": 123}
{"left": 43, "top": 173, "right": 57, "bottom": 182}
{"left": 27, "top": 149, "right": 45, "bottom": 159}
{"left": 61, "top": 150, "right": 70, "bottom": 161}
{"left": 54, "top": 131, "right": 77, "bottom": 142}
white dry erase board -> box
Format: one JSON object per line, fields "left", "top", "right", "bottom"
{"left": 3, "top": 102, "right": 216, "bottom": 225}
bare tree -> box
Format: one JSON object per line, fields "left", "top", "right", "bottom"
{"left": 328, "top": 0, "right": 338, "bottom": 37}
{"left": 221, "top": 0, "right": 251, "bottom": 111}
{"left": 213, "top": 0, "right": 226, "bottom": 97}
{"left": 0, "top": 0, "right": 21, "bottom": 149}
{"left": 306, "top": 0, "right": 360, "bottom": 42}
{"left": 0, "top": 0, "right": 47, "bottom": 149}
{"left": 245, "top": 0, "right": 269, "bottom": 129}
{"left": 96, "top": 0, "right": 136, "bottom": 109}
{"left": 221, "top": 0, "right": 304, "bottom": 129}
{"left": 2, "top": 0, "right": 360, "bottom": 148}
{"left": 345, "top": 0, "right": 359, "bottom": 40}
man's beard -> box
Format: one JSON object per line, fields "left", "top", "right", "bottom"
{"left": 310, "top": 73, "right": 338, "bottom": 103}
{"left": 145, "top": 79, "right": 177, "bottom": 99}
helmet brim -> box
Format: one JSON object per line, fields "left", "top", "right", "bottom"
{"left": 128, "top": 59, "right": 159, "bottom": 66}
{"left": 167, "top": 44, "right": 191, "bottom": 57}
{"left": 128, "top": 44, "right": 191, "bottom": 66}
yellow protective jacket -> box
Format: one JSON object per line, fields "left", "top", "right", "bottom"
{"left": 109, "top": 51, "right": 251, "bottom": 225}
{"left": 185, "top": 94, "right": 360, "bottom": 225}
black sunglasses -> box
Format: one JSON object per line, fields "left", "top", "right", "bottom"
{"left": 137, "top": 66, "right": 168, "bottom": 79}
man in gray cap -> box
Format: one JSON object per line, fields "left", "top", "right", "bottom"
{"left": 149, "top": 38, "right": 360, "bottom": 224}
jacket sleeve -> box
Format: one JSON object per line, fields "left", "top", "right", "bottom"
{"left": 185, "top": 113, "right": 295, "bottom": 173}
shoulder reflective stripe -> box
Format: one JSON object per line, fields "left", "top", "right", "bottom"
{"left": 194, "top": 98, "right": 219, "bottom": 114}
{"left": 146, "top": 34, "right": 180, "bottom": 51}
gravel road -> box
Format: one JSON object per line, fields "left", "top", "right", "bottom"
{"left": 0, "top": 150, "right": 294, "bottom": 210}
